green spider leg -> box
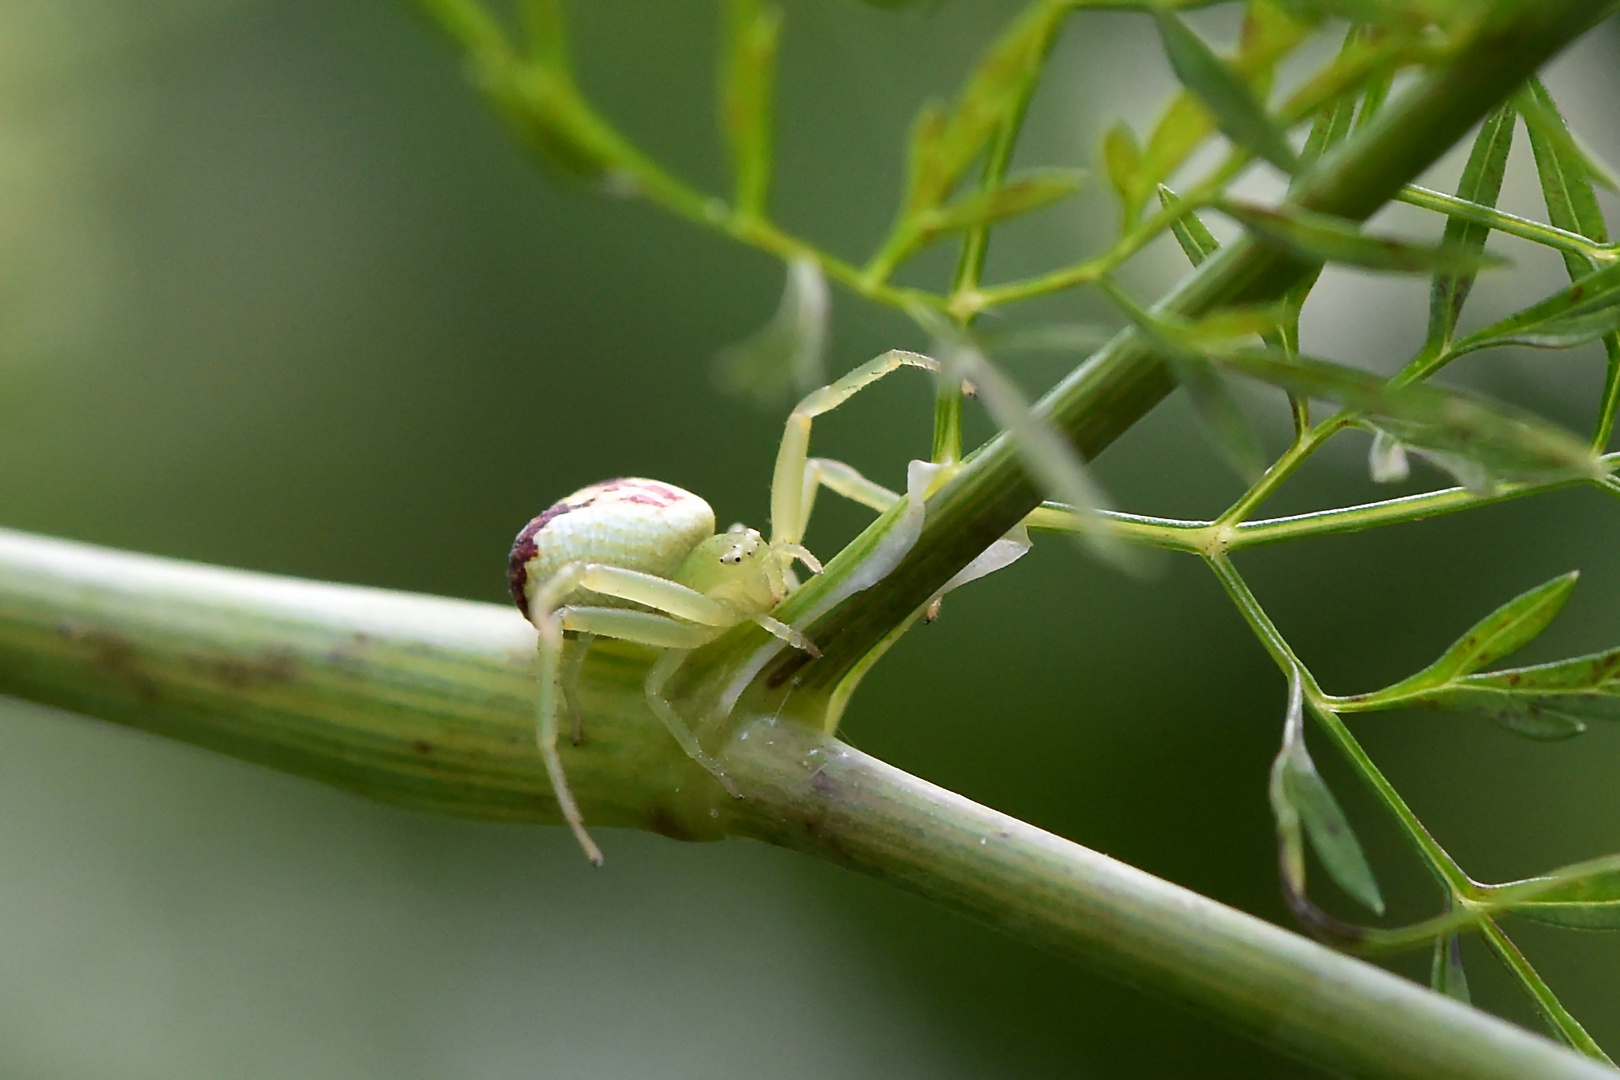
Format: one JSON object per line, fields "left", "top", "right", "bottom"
{"left": 769, "top": 349, "right": 940, "bottom": 548}
{"left": 559, "top": 631, "right": 595, "bottom": 745}
{"left": 532, "top": 563, "right": 821, "bottom": 862}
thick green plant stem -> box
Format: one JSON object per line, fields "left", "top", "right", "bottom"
{"left": 0, "top": 526, "right": 1615, "bottom": 1080}
{"left": 748, "top": 0, "right": 1612, "bottom": 699}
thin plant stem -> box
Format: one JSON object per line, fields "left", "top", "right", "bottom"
{"left": 934, "top": 0, "right": 1059, "bottom": 463}
{"left": 1477, "top": 917, "right": 1615, "bottom": 1063}
{"left": 1204, "top": 554, "right": 1471, "bottom": 894}
{"left": 1397, "top": 185, "right": 1618, "bottom": 264}
{"left": 1047, "top": 454, "right": 1620, "bottom": 554}
{"left": 1594, "top": 341, "right": 1620, "bottom": 451}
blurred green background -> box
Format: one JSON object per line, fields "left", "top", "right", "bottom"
{"left": 1, "top": 1, "right": 1619, "bottom": 1076}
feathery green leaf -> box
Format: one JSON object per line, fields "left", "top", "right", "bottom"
{"left": 1153, "top": 9, "right": 1298, "bottom": 173}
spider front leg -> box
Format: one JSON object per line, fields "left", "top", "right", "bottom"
{"left": 531, "top": 561, "right": 787, "bottom": 860}
{"left": 769, "top": 349, "right": 939, "bottom": 547}
{"left": 555, "top": 608, "right": 739, "bottom": 796}
{"left": 528, "top": 589, "right": 606, "bottom": 866}
{"left": 560, "top": 631, "right": 595, "bottom": 745}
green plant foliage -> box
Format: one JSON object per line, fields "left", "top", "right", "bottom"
{"left": 1295, "top": 28, "right": 1360, "bottom": 170}
{"left": 1443, "top": 261, "right": 1620, "bottom": 359}
{"left": 914, "top": 169, "right": 1085, "bottom": 251}
{"left": 271, "top": 0, "right": 1620, "bottom": 1063}
{"left": 900, "top": 5, "right": 1063, "bottom": 218}
{"left": 1379, "top": 572, "right": 1580, "bottom": 695}
{"left": 1427, "top": 649, "right": 1620, "bottom": 739}
{"left": 1104, "top": 122, "right": 1143, "bottom": 226}
{"left": 1270, "top": 671, "right": 1385, "bottom": 915}
{"left": 1157, "top": 184, "right": 1220, "bottom": 266}
{"left": 1101, "top": 279, "right": 1272, "bottom": 481}
{"left": 1519, "top": 80, "right": 1620, "bottom": 198}
{"left": 519, "top": 0, "right": 568, "bottom": 71}
{"left": 1428, "top": 103, "right": 1515, "bottom": 351}
{"left": 1218, "top": 350, "right": 1602, "bottom": 491}
{"left": 1275, "top": 0, "right": 1421, "bottom": 25}
{"left": 1432, "top": 932, "right": 1472, "bottom": 1002}
{"left": 719, "top": 0, "right": 782, "bottom": 220}
{"left": 1346, "top": 573, "right": 1620, "bottom": 741}
{"left": 1106, "top": 3, "right": 1309, "bottom": 228}
{"left": 1493, "top": 857, "right": 1620, "bottom": 930}
{"left": 1152, "top": 9, "right": 1298, "bottom": 173}
{"left": 1218, "top": 200, "right": 1509, "bottom": 274}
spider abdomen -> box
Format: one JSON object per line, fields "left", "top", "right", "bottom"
{"left": 508, "top": 478, "right": 715, "bottom": 617}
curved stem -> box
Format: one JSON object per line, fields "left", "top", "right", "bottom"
{"left": 0, "top": 526, "right": 1614, "bottom": 1080}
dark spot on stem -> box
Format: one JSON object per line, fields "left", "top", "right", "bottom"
{"left": 810, "top": 768, "right": 837, "bottom": 796}
{"left": 197, "top": 648, "right": 298, "bottom": 690}
{"left": 411, "top": 740, "right": 435, "bottom": 755}
{"left": 59, "top": 624, "right": 160, "bottom": 701}
{"left": 766, "top": 647, "right": 816, "bottom": 690}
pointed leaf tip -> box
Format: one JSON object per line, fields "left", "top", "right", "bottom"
{"left": 1285, "top": 759, "right": 1386, "bottom": 915}
{"left": 1158, "top": 185, "right": 1221, "bottom": 268}
{"left": 1445, "top": 261, "right": 1620, "bottom": 361}
{"left": 1216, "top": 351, "right": 1603, "bottom": 493}
{"left": 1418, "top": 572, "right": 1580, "bottom": 687}
{"left": 1431, "top": 933, "right": 1471, "bottom": 1002}
{"left": 1270, "top": 673, "right": 1384, "bottom": 915}
{"left": 1153, "top": 9, "right": 1297, "bottom": 174}
{"left": 1427, "top": 103, "right": 1515, "bottom": 351}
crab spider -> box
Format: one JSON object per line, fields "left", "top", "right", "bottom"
{"left": 508, "top": 350, "right": 942, "bottom": 864}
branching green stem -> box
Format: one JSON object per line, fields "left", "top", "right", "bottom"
{"left": 1064, "top": 454, "right": 1616, "bottom": 554}
{"left": 60, "top": 0, "right": 1620, "bottom": 1069}
{"left": 406, "top": 0, "right": 946, "bottom": 317}
{"left": 932, "top": 0, "right": 1057, "bottom": 464}
{"left": 1398, "top": 184, "right": 1620, "bottom": 264}
{"left": 1204, "top": 545, "right": 1620, "bottom": 1063}
{"left": 735, "top": 0, "right": 1614, "bottom": 711}
{"left": 1031, "top": 459, "right": 1612, "bottom": 553}
{"left": 1206, "top": 553, "right": 1471, "bottom": 888}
